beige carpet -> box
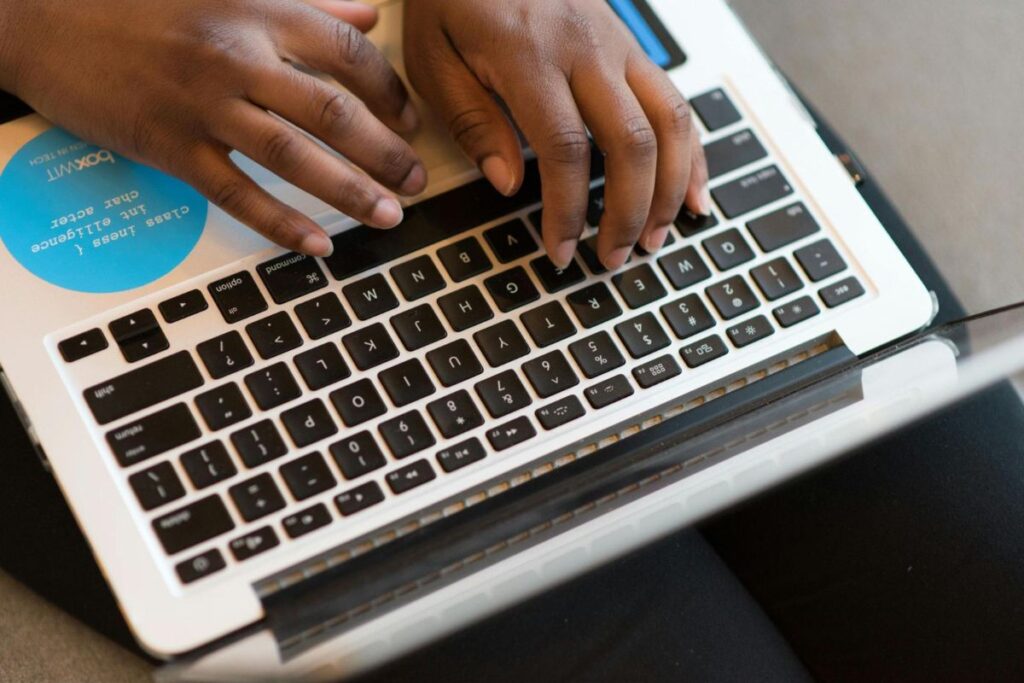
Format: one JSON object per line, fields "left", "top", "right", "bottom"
{"left": 3, "top": 1, "right": 1019, "bottom": 679}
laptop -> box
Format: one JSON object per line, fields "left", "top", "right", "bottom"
{"left": 0, "top": 0, "right": 1001, "bottom": 677}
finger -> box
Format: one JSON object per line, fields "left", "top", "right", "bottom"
{"left": 497, "top": 72, "right": 590, "bottom": 268}
{"left": 183, "top": 145, "right": 334, "bottom": 256}
{"left": 248, "top": 65, "right": 426, "bottom": 196}
{"left": 406, "top": 39, "right": 523, "bottom": 196}
{"left": 303, "top": 0, "right": 378, "bottom": 33}
{"left": 211, "top": 101, "right": 404, "bottom": 230}
{"left": 628, "top": 57, "right": 693, "bottom": 254}
{"left": 274, "top": 5, "right": 418, "bottom": 134}
{"left": 571, "top": 66, "right": 658, "bottom": 271}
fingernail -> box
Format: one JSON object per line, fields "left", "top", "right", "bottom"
{"left": 370, "top": 197, "right": 404, "bottom": 228}
{"left": 698, "top": 185, "right": 713, "bottom": 216}
{"left": 398, "top": 102, "right": 420, "bottom": 134}
{"left": 603, "top": 246, "right": 633, "bottom": 271}
{"left": 300, "top": 231, "right": 334, "bottom": 258}
{"left": 640, "top": 225, "right": 671, "bottom": 254}
{"left": 481, "top": 155, "right": 517, "bottom": 197}
{"left": 552, "top": 240, "right": 578, "bottom": 269}
{"left": 400, "top": 163, "right": 427, "bottom": 196}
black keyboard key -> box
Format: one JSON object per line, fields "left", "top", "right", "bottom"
{"left": 675, "top": 207, "right": 719, "bottom": 238}
{"left": 330, "top": 379, "right": 387, "bottom": 426}
{"left": 712, "top": 166, "right": 793, "bottom": 219}
{"left": 387, "top": 460, "right": 437, "bottom": 494}
{"left": 536, "top": 395, "right": 586, "bottom": 430}
{"left": 615, "top": 313, "right": 671, "bottom": 359}
{"left": 691, "top": 88, "right": 741, "bottom": 132}
{"left": 726, "top": 315, "right": 775, "bottom": 348}
{"left": 256, "top": 252, "right": 328, "bottom": 304}
{"left": 427, "top": 340, "right": 484, "bottom": 387}
{"left": 658, "top": 246, "right": 712, "bottom": 290}
{"left": 428, "top": 390, "right": 484, "bottom": 439}
{"left": 195, "top": 383, "right": 252, "bottom": 431}
{"left": 584, "top": 374, "right": 634, "bottom": 409}
{"left": 439, "top": 237, "right": 492, "bottom": 282}
{"left": 569, "top": 332, "right": 626, "bottom": 379}
{"left": 380, "top": 411, "right": 436, "bottom": 459}
{"left": 819, "top": 277, "right": 866, "bottom": 308}
{"left": 330, "top": 432, "right": 387, "bottom": 480}
{"left": 85, "top": 351, "right": 204, "bottom": 425}
{"left": 438, "top": 285, "right": 494, "bottom": 332}
{"left": 474, "top": 320, "right": 530, "bottom": 368}
{"left": 680, "top": 335, "right": 729, "bottom": 368}
{"left": 230, "top": 526, "right": 279, "bottom": 562}
{"left": 751, "top": 258, "right": 803, "bottom": 301}
{"left": 379, "top": 359, "right": 436, "bottom": 407}
{"left": 612, "top": 264, "right": 668, "bottom": 309}
{"left": 336, "top": 481, "right": 385, "bottom": 516}
{"left": 118, "top": 329, "right": 169, "bottom": 364}
{"left": 209, "top": 271, "right": 267, "bottom": 324}
{"left": 343, "top": 323, "right": 399, "bottom": 370}
{"left": 294, "top": 293, "right": 351, "bottom": 340}
{"left": 230, "top": 473, "right": 286, "bottom": 522}
{"left": 704, "top": 129, "right": 768, "bottom": 179}
{"left": 661, "top": 294, "right": 716, "bottom": 340}
{"left": 475, "top": 370, "right": 532, "bottom": 418}
{"left": 577, "top": 234, "right": 620, "bottom": 275}
{"left": 197, "top": 331, "right": 254, "bottom": 380}
{"left": 632, "top": 355, "right": 682, "bottom": 388}
{"left": 390, "top": 255, "right": 445, "bottom": 301}
{"left": 109, "top": 309, "right": 160, "bottom": 344}
{"left": 587, "top": 184, "right": 606, "bottom": 227}
{"left": 153, "top": 495, "right": 234, "bottom": 555}
{"left": 531, "top": 256, "right": 586, "bottom": 293}
{"left": 176, "top": 549, "right": 226, "bottom": 584}
{"left": 747, "top": 203, "right": 820, "bottom": 252}
{"left": 280, "top": 452, "right": 337, "bottom": 501}
{"left": 773, "top": 296, "right": 821, "bottom": 328}
{"left": 706, "top": 276, "right": 760, "bottom": 320}
{"left": 484, "top": 219, "right": 538, "bottom": 263}
{"left": 181, "top": 442, "right": 237, "bottom": 489}
{"left": 246, "top": 312, "right": 303, "bottom": 360}
{"left": 159, "top": 290, "right": 208, "bottom": 324}
{"left": 281, "top": 398, "right": 338, "bottom": 448}
{"left": 244, "top": 362, "right": 301, "bottom": 410}
{"left": 485, "top": 267, "right": 540, "bottom": 313}
{"left": 567, "top": 283, "right": 623, "bottom": 328}
{"left": 391, "top": 304, "right": 447, "bottom": 352}
{"left": 283, "top": 503, "right": 333, "bottom": 539}
{"left": 521, "top": 302, "right": 576, "bottom": 348}
{"left": 795, "top": 240, "right": 848, "bottom": 282}
{"left": 294, "top": 343, "right": 350, "bottom": 391}
{"left": 437, "top": 438, "right": 487, "bottom": 473}
{"left": 106, "top": 403, "right": 200, "bottom": 467}
{"left": 523, "top": 351, "right": 579, "bottom": 398}
{"left": 230, "top": 420, "right": 288, "bottom": 468}
{"left": 486, "top": 416, "right": 537, "bottom": 451}
{"left": 703, "top": 228, "right": 755, "bottom": 271}
{"left": 343, "top": 274, "right": 399, "bottom": 321}
{"left": 129, "top": 461, "right": 186, "bottom": 511}
{"left": 59, "top": 328, "right": 109, "bottom": 363}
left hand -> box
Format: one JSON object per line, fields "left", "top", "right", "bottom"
{"left": 403, "top": 0, "right": 709, "bottom": 270}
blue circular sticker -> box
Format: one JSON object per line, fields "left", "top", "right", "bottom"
{"left": 0, "top": 128, "right": 206, "bottom": 293}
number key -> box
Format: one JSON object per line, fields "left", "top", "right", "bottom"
{"left": 475, "top": 370, "right": 532, "bottom": 418}
{"left": 379, "top": 411, "right": 436, "bottom": 459}
{"left": 523, "top": 351, "right": 579, "bottom": 398}
{"left": 330, "top": 432, "right": 387, "bottom": 480}
{"left": 706, "top": 276, "right": 759, "bottom": 320}
{"left": 427, "top": 390, "right": 485, "bottom": 439}
{"left": 569, "top": 331, "right": 626, "bottom": 379}
{"left": 615, "top": 313, "right": 671, "bottom": 359}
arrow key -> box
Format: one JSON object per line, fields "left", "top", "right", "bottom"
{"left": 159, "top": 290, "right": 209, "bottom": 323}
{"left": 58, "top": 328, "right": 109, "bottom": 363}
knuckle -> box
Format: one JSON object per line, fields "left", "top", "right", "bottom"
{"left": 664, "top": 97, "right": 692, "bottom": 135}
{"left": 318, "top": 91, "right": 359, "bottom": 134}
{"left": 544, "top": 128, "right": 591, "bottom": 165}
{"left": 447, "top": 108, "right": 493, "bottom": 152}
{"left": 333, "top": 175, "right": 378, "bottom": 217}
{"left": 377, "top": 142, "right": 416, "bottom": 183}
{"left": 210, "top": 179, "right": 249, "bottom": 214}
{"left": 259, "top": 129, "right": 304, "bottom": 172}
{"left": 619, "top": 117, "right": 657, "bottom": 158}
{"left": 332, "top": 20, "right": 368, "bottom": 67}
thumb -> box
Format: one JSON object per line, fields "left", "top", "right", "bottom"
{"left": 304, "top": 0, "right": 379, "bottom": 33}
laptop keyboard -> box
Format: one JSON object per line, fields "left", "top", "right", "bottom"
{"left": 60, "top": 86, "right": 867, "bottom": 586}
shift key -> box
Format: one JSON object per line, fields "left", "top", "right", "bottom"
{"left": 85, "top": 351, "right": 204, "bottom": 425}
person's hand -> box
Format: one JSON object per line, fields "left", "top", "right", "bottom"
{"left": 404, "top": 0, "right": 709, "bottom": 270}
{"left": 0, "top": 0, "right": 427, "bottom": 256}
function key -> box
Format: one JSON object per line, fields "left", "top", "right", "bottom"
{"left": 379, "top": 411, "right": 436, "bottom": 459}
{"left": 773, "top": 296, "right": 821, "bottom": 328}
{"left": 437, "top": 437, "right": 487, "bottom": 473}
{"left": 426, "top": 340, "right": 484, "bottom": 387}
{"left": 342, "top": 323, "right": 399, "bottom": 371}
{"left": 520, "top": 302, "right": 577, "bottom": 348}
{"left": 703, "top": 228, "right": 755, "bottom": 271}
{"left": 438, "top": 237, "right": 492, "bottom": 282}
{"left": 294, "top": 343, "right": 350, "bottom": 391}
{"left": 612, "top": 264, "right": 668, "bottom": 309}
{"left": 197, "top": 331, "right": 254, "bottom": 380}
{"left": 209, "top": 271, "right": 268, "bottom": 324}
{"left": 330, "top": 432, "right": 387, "bottom": 480}
{"left": 567, "top": 283, "right": 623, "bottom": 329}
{"left": 475, "top": 370, "right": 532, "bottom": 418}
{"left": 244, "top": 362, "right": 302, "bottom": 410}
{"left": 484, "top": 219, "right": 538, "bottom": 263}
{"left": 704, "top": 129, "right": 768, "bottom": 179}
{"left": 535, "top": 395, "right": 586, "bottom": 431}
{"left": 474, "top": 320, "right": 530, "bottom": 368}
{"left": 485, "top": 267, "right": 540, "bottom": 313}
{"left": 153, "top": 495, "right": 235, "bottom": 555}
{"left": 584, "top": 374, "right": 634, "bottom": 409}
{"left": 795, "top": 240, "right": 848, "bottom": 282}
{"left": 59, "top": 328, "right": 108, "bottom": 363}
{"left": 391, "top": 304, "right": 447, "bottom": 352}
{"left": 751, "top": 258, "right": 803, "bottom": 301}
{"left": 632, "top": 355, "right": 682, "bottom": 389}
{"left": 675, "top": 206, "right": 719, "bottom": 238}
{"left": 343, "top": 274, "right": 399, "bottom": 321}
{"left": 105, "top": 403, "right": 200, "bottom": 467}
{"left": 438, "top": 285, "right": 494, "bottom": 332}
{"left": 181, "top": 441, "right": 238, "bottom": 489}
{"left": 281, "top": 398, "right": 338, "bottom": 448}
{"left": 84, "top": 351, "right": 204, "bottom": 426}
{"left": 531, "top": 255, "right": 586, "bottom": 293}
{"left": 256, "top": 252, "right": 328, "bottom": 304}
{"left": 283, "top": 503, "right": 333, "bottom": 539}
{"left": 129, "top": 461, "right": 186, "bottom": 511}
{"left": 658, "top": 246, "right": 712, "bottom": 291}
{"left": 427, "top": 390, "right": 485, "bottom": 439}
{"left": 294, "top": 293, "right": 351, "bottom": 340}
{"left": 615, "top": 313, "right": 671, "bottom": 359}
{"left": 690, "top": 88, "right": 742, "bottom": 132}
{"left": 680, "top": 335, "right": 729, "bottom": 368}
{"left": 712, "top": 165, "right": 793, "bottom": 219}
{"left": 726, "top": 315, "right": 775, "bottom": 348}
{"left": 229, "top": 526, "right": 279, "bottom": 562}
{"left": 706, "top": 276, "right": 760, "bottom": 320}
{"left": 523, "top": 351, "right": 579, "bottom": 399}
{"left": 386, "top": 460, "right": 437, "bottom": 495}
{"left": 569, "top": 331, "right": 626, "bottom": 379}
{"left": 230, "top": 419, "right": 289, "bottom": 468}
{"left": 390, "top": 255, "right": 445, "bottom": 301}
{"left": 661, "top": 294, "right": 715, "bottom": 341}
{"left": 330, "top": 379, "right": 387, "bottom": 427}
{"left": 229, "top": 473, "right": 286, "bottom": 522}
{"left": 486, "top": 416, "right": 537, "bottom": 451}
{"left": 159, "top": 290, "right": 208, "bottom": 324}
{"left": 335, "top": 481, "right": 385, "bottom": 516}
{"left": 280, "top": 452, "right": 337, "bottom": 501}
{"left": 379, "top": 358, "right": 436, "bottom": 407}
{"left": 176, "top": 549, "right": 226, "bottom": 584}
{"left": 747, "top": 203, "right": 820, "bottom": 252}
{"left": 195, "top": 383, "right": 252, "bottom": 431}
{"left": 819, "top": 277, "right": 866, "bottom": 308}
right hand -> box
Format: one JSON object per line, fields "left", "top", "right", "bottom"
{"left": 0, "top": 0, "right": 427, "bottom": 256}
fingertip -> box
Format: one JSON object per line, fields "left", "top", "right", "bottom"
{"left": 639, "top": 224, "right": 671, "bottom": 254}
{"left": 400, "top": 163, "right": 428, "bottom": 196}
{"left": 397, "top": 101, "right": 421, "bottom": 135}
{"left": 602, "top": 245, "right": 633, "bottom": 272}
{"left": 369, "top": 197, "right": 404, "bottom": 229}
{"left": 481, "top": 155, "right": 518, "bottom": 197}
{"left": 551, "top": 240, "right": 578, "bottom": 270}
{"left": 299, "top": 230, "right": 335, "bottom": 257}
